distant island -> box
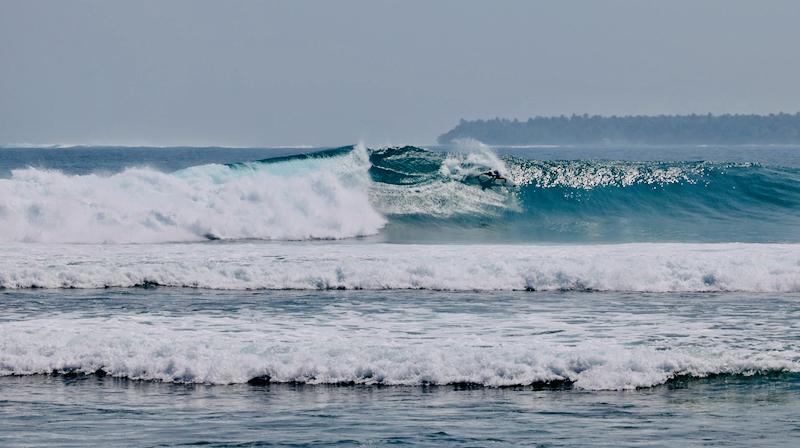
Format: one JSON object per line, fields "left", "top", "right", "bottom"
{"left": 437, "top": 113, "right": 800, "bottom": 145}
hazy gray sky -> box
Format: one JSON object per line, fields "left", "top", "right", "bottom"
{"left": 2, "top": 0, "right": 799, "bottom": 147}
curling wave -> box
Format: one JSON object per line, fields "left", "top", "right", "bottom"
{"left": 2, "top": 143, "right": 800, "bottom": 243}
{"left": 365, "top": 143, "right": 800, "bottom": 243}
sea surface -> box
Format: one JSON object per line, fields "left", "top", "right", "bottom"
{"left": 1, "top": 142, "right": 799, "bottom": 446}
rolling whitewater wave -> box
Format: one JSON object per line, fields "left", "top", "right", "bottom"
{"left": 1, "top": 243, "right": 799, "bottom": 291}
{"left": 0, "top": 144, "right": 385, "bottom": 243}
{"left": 1, "top": 143, "right": 800, "bottom": 243}
{"left": 2, "top": 298, "right": 797, "bottom": 390}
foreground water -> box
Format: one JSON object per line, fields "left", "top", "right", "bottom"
{"left": 1, "top": 288, "right": 799, "bottom": 446}
{"left": 2, "top": 368, "right": 798, "bottom": 447}
{"left": 0, "top": 288, "right": 800, "bottom": 446}
{"left": 1, "top": 143, "right": 799, "bottom": 445}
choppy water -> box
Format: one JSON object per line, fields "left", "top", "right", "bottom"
{"left": 1, "top": 143, "right": 799, "bottom": 446}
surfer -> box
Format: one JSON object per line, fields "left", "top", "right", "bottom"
{"left": 483, "top": 169, "right": 509, "bottom": 183}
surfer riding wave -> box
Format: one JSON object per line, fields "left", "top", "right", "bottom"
{"left": 482, "top": 169, "right": 509, "bottom": 182}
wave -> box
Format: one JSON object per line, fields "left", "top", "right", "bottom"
{"left": 366, "top": 142, "right": 800, "bottom": 243}
{"left": 0, "top": 144, "right": 385, "bottom": 243}
{"left": 1, "top": 310, "right": 796, "bottom": 390}
{"left": 1, "top": 143, "right": 83, "bottom": 149}
{"left": 2, "top": 143, "right": 800, "bottom": 243}
{"left": 2, "top": 243, "right": 799, "bottom": 291}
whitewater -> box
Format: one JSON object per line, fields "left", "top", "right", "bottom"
{"left": 3, "top": 289, "right": 798, "bottom": 390}
{"left": 2, "top": 242, "right": 800, "bottom": 292}
{"left": 0, "top": 145, "right": 385, "bottom": 243}
{"left": 1, "top": 143, "right": 799, "bottom": 446}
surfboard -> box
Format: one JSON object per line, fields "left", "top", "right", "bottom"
{"left": 497, "top": 177, "right": 517, "bottom": 187}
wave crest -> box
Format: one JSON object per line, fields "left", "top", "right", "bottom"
{"left": 2, "top": 243, "right": 799, "bottom": 292}
{"left": 2, "top": 312, "right": 796, "bottom": 390}
{"left": 0, "top": 145, "right": 386, "bottom": 243}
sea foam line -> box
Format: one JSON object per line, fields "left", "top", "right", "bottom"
{"left": 1, "top": 312, "right": 797, "bottom": 390}
{"left": 1, "top": 243, "right": 799, "bottom": 292}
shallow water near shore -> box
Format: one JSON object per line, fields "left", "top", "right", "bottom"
{"left": 1, "top": 361, "right": 798, "bottom": 447}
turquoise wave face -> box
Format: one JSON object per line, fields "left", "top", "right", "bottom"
{"left": 509, "top": 162, "right": 800, "bottom": 243}
{"left": 235, "top": 145, "right": 800, "bottom": 243}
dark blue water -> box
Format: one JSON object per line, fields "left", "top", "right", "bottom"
{"left": 491, "top": 144, "right": 800, "bottom": 168}
{"left": 0, "top": 146, "right": 317, "bottom": 178}
{"left": 3, "top": 144, "right": 799, "bottom": 177}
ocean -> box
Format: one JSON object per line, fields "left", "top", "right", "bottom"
{"left": 1, "top": 142, "right": 799, "bottom": 446}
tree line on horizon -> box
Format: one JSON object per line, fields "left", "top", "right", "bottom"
{"left": 437, "top": 113, "right": 800, "bottom": 145}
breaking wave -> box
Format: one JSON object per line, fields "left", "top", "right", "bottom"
{"left": 2, "top": 143, "right": 800, "bottom": 243}
{"left": 2, "top": 307, "right": 797, "bottom": 390}
{"left": 0, "top": 145, "right": 385, "bottom": 243}
{"left": 2, "top": 243, "right": 799, "bottom": 291}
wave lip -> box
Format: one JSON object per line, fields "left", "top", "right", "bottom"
{"left": 1, "top": 243, "right": 799, "bottom": 292}
{"left": 368, "top": 145, "right": 800, "bottom": 243}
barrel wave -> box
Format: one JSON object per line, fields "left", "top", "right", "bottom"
{"left": 366, "top": 144, "right": 800, "bottom": 243}
{"left": 2, "top": 143, "right": 800, "bottom": 243}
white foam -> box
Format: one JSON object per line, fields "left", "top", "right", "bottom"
{"left": 0, "top": 144, "right": 386, "bottom": 243}
{"left": 1, "top": 242, "right": 799, "bottom": 292}
{"left": 509, "top": 159, "right": 708, "bottom": 189}
{"left": 366, "top": 139, "right": 520, "bottom": 218}
{"left": 1, "top": 143, "right": 82, "bottom": 149}
{"left": 1, "top": 307, "right": 796, "bottom": 390}
{"left": 369, "top": 177, "right": 518, "bottom": 218}
{"left": 441, "top": 138, "right": 511, "bottom": 180}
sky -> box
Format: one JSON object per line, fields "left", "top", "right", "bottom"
{"left": 1, "top": 0, "right": 799, "bottom": 147}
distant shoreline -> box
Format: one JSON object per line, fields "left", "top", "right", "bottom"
{"left": 438, "top": 113, "right": 800, "bottom": 145}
